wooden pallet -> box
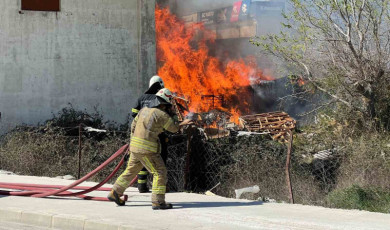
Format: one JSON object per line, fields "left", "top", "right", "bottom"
{"left": 239, "top": 112, "right": 296, "bottom": 141}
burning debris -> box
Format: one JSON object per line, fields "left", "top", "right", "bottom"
{"left": 156, "top": 6, "right": 273, "bottom": 123}
{"left": 172, "top": 96, "right": 296, "bottom": 141}
{"left": 201, "top": 95, "right": 225, "bottom": 110}
{"left": 156, "top": 6, "right": 295, "bottom": 142}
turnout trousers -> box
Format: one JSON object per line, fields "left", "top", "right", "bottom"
{"left": 112, "top": 151, "right": 168, "bottom": 204}
{"left": 137, "top": 133, "right": 168, "bottom": 188}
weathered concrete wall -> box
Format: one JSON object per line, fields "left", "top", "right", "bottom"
{"left": 0, "top": 0, "right": 156, "bottom": 134}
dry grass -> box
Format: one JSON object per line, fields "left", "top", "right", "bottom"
{"left": 0, "top": 126, "right": 127, "bottom": 184}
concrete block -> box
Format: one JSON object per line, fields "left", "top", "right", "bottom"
{"left": 84, "top": 220, "right": 120, "bottom": 230}
{"left": 52, "top": 214, "right": 86, "bottom": 230}
{"left": 119, "top": 225, "right": 145, "bottom": 230}
{"left": 0, "top": 208, "right": 22, "bottom": 222}
{"left": 21, "top": 211, "right": 53, "bottom": 228}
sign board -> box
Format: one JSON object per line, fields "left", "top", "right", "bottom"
{"left": 230, "top": 1, "right": 243, "bottom": 22}
{"left": 199, "top": 10, "right": 215, "bottom": 25}
{"left": 215, "top": 7, "right": 232, "bottom": 24}
{"left": 22, "top": 0, "right": 60, "bottom": 11}
{"left": 239, "top": 0, "right": 251, "bottom": 20}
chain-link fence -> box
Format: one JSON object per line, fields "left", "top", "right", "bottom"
{"left": 166, "top": 140, "right": 187, "bottom": 191}
{"left": 165, "top": 129, "right": 291, "bottom": 201}
{"left": 165, "top": 128, "right": 389, "bottom": 207}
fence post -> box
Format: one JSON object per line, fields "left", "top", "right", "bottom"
{"left": 184, "top": 126, "right": 194, "bottom": 191}
{"left": 286, "top": 130, "right": 295, "bottom": 204}
{"left": 78, "top": 124, "right": 82, "bottom": 179}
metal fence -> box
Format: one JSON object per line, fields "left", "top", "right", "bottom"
{"left": 166, "top": 129, "right": 233, "bottom": 193}
{"left": 165, "top": 130, "right": 280, "bottom": 195}
{"left": 165, "top": 129, "right": 345, "bottom": 204}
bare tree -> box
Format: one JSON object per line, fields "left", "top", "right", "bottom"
{"left": 252, "top": 0, "right": 390, "bottom": 129}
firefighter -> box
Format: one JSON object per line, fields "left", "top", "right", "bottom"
{"left": 131, "top": 75, "right": 168, "bottom": 193}
{"left": 108, "top": 88, "right": 192, "bottom": 209}
{"left": 131, "top": 75, "right": 165, "bottom": 117}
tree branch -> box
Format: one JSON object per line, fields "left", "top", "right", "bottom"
{"left": 298, "top": 60, "right": 362, "bottom": 111}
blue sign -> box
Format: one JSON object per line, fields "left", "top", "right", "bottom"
{"left": 239, "top": 0, "right": 252, "bottom": 20}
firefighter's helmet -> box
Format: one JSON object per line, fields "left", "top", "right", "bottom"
{"left": 156, "top": 88, "right": 173, "bottom": 104}
{"left": 149, "top": 75, "right": 164, "bottom": 88}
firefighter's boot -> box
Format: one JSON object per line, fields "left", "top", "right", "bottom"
{"left": 137, "top": 170, "right": 149, "bottom": 193}
{"left": 138, "top": 183, "right": 149, "bottom": 193}
{"left": 107, "top": 190, "right": 126, "bottom": 206}
{"left": 152, "top": 202, "right": 173, "bottom": 210}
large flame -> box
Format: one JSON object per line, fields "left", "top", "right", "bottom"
{"left": 155, "top": 6, "right": 273, "bottom": 123}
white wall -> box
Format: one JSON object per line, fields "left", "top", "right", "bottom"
{"left": 0, "top": 0, "right": 156, "bottom": 133}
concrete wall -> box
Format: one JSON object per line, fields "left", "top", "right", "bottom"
{"left": 0, "top": 0, "right": 156, "bottom": 134}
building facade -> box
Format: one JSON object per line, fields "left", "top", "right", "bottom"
{"left": 0, "top": 0, "right": 156, "bottom": 134}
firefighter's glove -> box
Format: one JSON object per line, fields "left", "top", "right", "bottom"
{"left": 179, "top": 119, "right": 194, "bottom": 126}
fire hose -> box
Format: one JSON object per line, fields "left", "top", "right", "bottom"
{"left": 0, "top": 144, "right": 137, "bottom": 202}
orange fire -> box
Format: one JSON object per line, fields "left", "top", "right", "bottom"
{"left": 155, "top": 6, "right": 273, "bottom": 123}
{"left": 297, "top": 78, "right": 305, "bottom": 86}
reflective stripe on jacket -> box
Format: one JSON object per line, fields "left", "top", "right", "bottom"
{"left": 130, "top": 107, "right": 179, "bottom": 154}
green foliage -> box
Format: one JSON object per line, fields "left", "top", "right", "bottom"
{"left": 252, "top": 0, "right": 390, "bottom": 131}
{"left": 328, "top": 185, "right": 390, "bottom": 213}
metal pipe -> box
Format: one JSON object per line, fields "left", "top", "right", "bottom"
{"left": 285, "top": 130, "right": 294, "bottom": 204}
{"left": 78, "top": 123, "right": 82, "bottom": 179}
{"left": 184, "top": 126, "right": 194, "bottom": 191}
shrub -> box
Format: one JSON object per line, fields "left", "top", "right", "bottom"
{"left": 327, "top": 185, "right": 390, "bottom": 213}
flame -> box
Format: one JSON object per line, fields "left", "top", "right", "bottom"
{"left": 156, "top": 6, "right": 273, "bottom": 123}
{"left": 297, "top": 78, "right": 305, "bottom": 86}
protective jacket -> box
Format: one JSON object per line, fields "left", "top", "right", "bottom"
{"left": 113, "top": 106, "right": 178, "bottom": 204}
{"left": 130, "top": 82, "right": 169, "bottom": 193}
{"left": 130, "top": 107, "right": 179, "bottom": 154}
{"left": 131, "top": 82, "right": 163, "bottom": 118}
{"left": 131, "top": 95, "right": 161, "bottom": 118}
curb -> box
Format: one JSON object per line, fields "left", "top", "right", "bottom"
{"left": 52, "top": 215, "right": 87, "bottom": 230}
{"left": 0, "top": 208, "right": 143, "bottom": 230}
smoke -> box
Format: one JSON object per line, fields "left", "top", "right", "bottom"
{"left": 173, "top": 0, "right": 237, "bottom": 16}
